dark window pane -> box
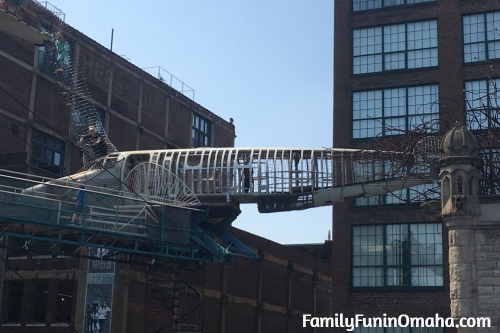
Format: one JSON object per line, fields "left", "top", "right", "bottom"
{"left": 30, "top": 129, "right": 66, "bottom": 175}
{"left": 56, "top": 281, "right": 74, "bottom": 322}
{"left": 5, "top": 281, "right": 24, "bottom": 322}
{"left": 9, "top": 236, "right": 28, "bottom": 257}
{"left": 30, "top": 281, "right": 49, "bottom": 323}
{"left": 191, "top": 114, "right": 211, "bottom": 148}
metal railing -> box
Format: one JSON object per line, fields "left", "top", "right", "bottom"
{"left": 141, "top": 66, "right": 195, "bottom": 101}
{"left": 0, "top": 169, "right": 260, "bottom": 263}
{"left": 74, "top": 147, "right": 434, "bottom": 213}
{"left": 133, "top": 148, "right": 432, "bottom": 197}
{"left": 37, "top": 1, "right": 65, "bottom": 21}
{"left": 0, "top": 170, "right": 195, "bottom": 240}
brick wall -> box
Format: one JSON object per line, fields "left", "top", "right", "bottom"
{"left": 333, "top": 0, "right": 500, "bottom": 328}
{"left": 114, "top": 227, "right": 332, "bottom": 333}
{"left": 198, "top": 227, "right": 332, "bottom": 333}
{"left": 334, "top": 0, "right": 500, "bottom": 149}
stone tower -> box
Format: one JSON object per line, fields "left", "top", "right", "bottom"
{"left": 440, "top": 122, "right": 482, "bottom": 218}
{"left": 439, "top": 123, "right": 499, "bottom": 333}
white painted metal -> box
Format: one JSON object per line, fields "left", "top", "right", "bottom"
{"left": 78, "top": 147, "right": 434, "bottom": 210}
{"left": 5, "top": 146, "right": 434, "bottom": 215}
{"left": 123, "top": 162, "right": 201, "bottom": 207}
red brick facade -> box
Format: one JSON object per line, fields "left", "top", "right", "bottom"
{"left": 333, "top": 0, "right": 500, "bottom": 329}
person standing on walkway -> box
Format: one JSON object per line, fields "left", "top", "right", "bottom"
{"left": 97, "top": 301, "right": 111, "bottom": 333}
{"left": 69, "top": 180, "right": 86, "bottom": 226}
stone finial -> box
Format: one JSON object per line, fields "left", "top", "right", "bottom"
{"left": 442, "top": 122, "right": 479, "bottom": 157}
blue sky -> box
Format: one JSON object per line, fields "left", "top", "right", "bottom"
{"left": 46, "top": 0, "right": 334, "bottom": 244}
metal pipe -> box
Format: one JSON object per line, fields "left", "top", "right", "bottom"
{"left": 110, "top": 28, "right": 114, "bottom": 51}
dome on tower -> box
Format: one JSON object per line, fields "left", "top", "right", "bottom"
{"left": 441, "top": 122, "right": 479, "bottom": 157}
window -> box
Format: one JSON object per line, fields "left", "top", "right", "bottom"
{"left": 352, "top": 85, "right": 439, "bottom": 139}
{"left": 95, "top": 107, "right": 106, "bottom": 132}
{"left": 37, "top": 27, "right": 52, "bottom": 73}
{"left": 478, "top": 148, "right": 500, "bottom": 195}
{"left": 30, "top": 281, "right": 49, "bottom": 323}
{"left": 191, "top": 114, "right": 211, "bottom": 148}
{"left": 37, "top": 45, "right": 53, "bottom": 73}
{"left": 353, "top": 0, "right": 435, "bottom": 12}
{"left": 55, "top": 281, "right": 74, "bottom": 322}
{"left": 354, "top": 183, "right": 440, "bottom": 206}
{"left": 464, "top": 79, "right": 500, "bottom": 130}
{"left": 4, "top": 281, "right": 24, "bottom": 322}
{"left": 8, "top": 236, "right": 28, "bottom": 257}
{"left": 352, "top": 223, "right": 444, "bottom": 288}
{"left": 30, "top": 129, "right": 66, "bottom": 175}
{"left": 37, "top": 37, "right": 73, "bottom": 79}
{"left": 463, "top": 12, "right": 500, "bottom": 63}
{"left": 353, "top": 20, "right": 438, "bottom": 74}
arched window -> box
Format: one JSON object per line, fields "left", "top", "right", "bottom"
{"left": 469, "top": 177, "right": 477, "bottom": 195}
{"left": 457, "top": 177, "right": 463, "bottom": 194}
{"left": 442, "top": 176, "right": 450, "bottom": 206}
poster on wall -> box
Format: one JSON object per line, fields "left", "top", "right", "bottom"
{"left": 84, "top": 248, "right": 115, "bottom": 333}
{"left": 88, "top": 248, "right": 115, "bottom": 273}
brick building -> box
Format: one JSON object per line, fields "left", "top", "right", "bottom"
{"left": 333, "top": 0, "right": 500, "bottom": 331}
{"left": 0, "top": 22, "right": 235, "bottom": 176}
{"left": 127, "top": 228, "right": 333, "bottom": 333}
{"left": 0, "top": 3, "right": 334, "bottom": 333}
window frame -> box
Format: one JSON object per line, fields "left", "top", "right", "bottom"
{"left": 191, "top": 114, "right": 212, "bottom": 148}
{"left": 55, "top": 280, "right": 75, "bottom": 323}
{"left": 3, "top": 281, "right": 24, "bottom": 323}
{"left": 353, "top": 182, "right": 440, "bottom": 206}
{"left": 351, "top": 84, "right": 440, "bottom": 139}
{"left": 478, "top": 148, "right": 500, "bottom": 195}
{"left": 352, "top": 0, "right": 437, "bottom": 13}
{"left": 30, "top": 129, "right": 66, "bottom": 176}
{"left": 352, "top": 19, "right": 439, "bottom": 75}
{"left": 464, "top": 78, "right": 500, "bottom": 131}
{"left": 351, "top": 222, "right": 445, "bottom": 290}
{"left": 463, "top": 11, "right": 500, "bottom": 63}
{"left": 29, "top": 280, "right": 49, "bottom": 324}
